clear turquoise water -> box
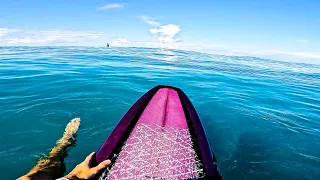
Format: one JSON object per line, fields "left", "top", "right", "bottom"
{"left": 0, "top": 46, "right": 320, "bottom": 180}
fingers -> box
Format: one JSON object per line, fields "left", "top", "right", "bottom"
{"left": 84, "top": 152, "right": 95, "bottom": 164}
{"left": 91, "top": 159, "right": 111, "bottom": 174}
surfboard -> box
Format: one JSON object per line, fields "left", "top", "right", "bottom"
{"left": 93, "top": 85, "right": 221, "bottom": 179}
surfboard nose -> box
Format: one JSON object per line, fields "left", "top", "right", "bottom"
{"left": 136, "top": 87, "right": 188, "bottom": 129}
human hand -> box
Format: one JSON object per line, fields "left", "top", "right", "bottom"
{"left": 64, "top": 152, "right": 111, "bottom": 179}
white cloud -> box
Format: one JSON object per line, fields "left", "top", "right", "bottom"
{"left": 140, "top": 16, "right": 160, "bottom": 26}
{"left": 158, "top": 36, "right": 181, "bottom": 43}
{"left": 146, "top": 21, "right": 160, "bottom": 26}
{"left": 0, "top": 28, "right": 104, "bottom": 45}
{"left": 140, "top": 15, "right": 181, "bottom": 43}
{"left": 0, "top": 28, "right": 20, "bottom": 37}
{"left": 111, "top": 38, "right": 130, "bottom": 46}
{"left": 97, "top": 3, "right": 124, "bottom": 10}
{"left": 150, "top": 24, "right": 181, "bottom": 43}
{"left": 150, "top": 24, "right": 180, "bottom": 36}
{"left": 115, "top": 38, "right": 129, "bottom": 43}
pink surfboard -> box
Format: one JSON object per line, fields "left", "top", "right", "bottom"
{"left": 94, "top": 86, "right": 221, "bottom": 180}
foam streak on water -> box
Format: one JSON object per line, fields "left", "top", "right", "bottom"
{"left": 0, "top": 47, "right": 320, "bottom": 180}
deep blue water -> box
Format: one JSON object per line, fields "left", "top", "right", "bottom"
{"left": 0, "top": 46, "right": 320, "bottom": 180}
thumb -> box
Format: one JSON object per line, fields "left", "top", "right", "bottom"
{"left": 84, "top": 152, "right": 95, "bottom": 164}
{"left": 91, "top": 159, "right": 111, "bottom": 174}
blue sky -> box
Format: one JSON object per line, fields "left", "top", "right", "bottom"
{"left": 0, "top": 0, "right": 319, "bottom": 63}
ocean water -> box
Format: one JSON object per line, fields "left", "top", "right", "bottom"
{"left": 0, "top": 46, "right": 320, "bottom": 180}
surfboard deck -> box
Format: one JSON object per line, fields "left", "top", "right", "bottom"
{"left": 93, "top": 85, "right": 221, "bottom": 179}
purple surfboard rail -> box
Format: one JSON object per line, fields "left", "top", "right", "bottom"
{"left": 94, "top": 85, "right": 221, "bottom": 179}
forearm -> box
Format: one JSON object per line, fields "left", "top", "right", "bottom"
{"left": 17, "top": 176, "right": 31, "bottom": 180}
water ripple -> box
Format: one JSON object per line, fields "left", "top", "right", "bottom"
{"left": 0, "top": 46, "right": 320, "bottom": 180}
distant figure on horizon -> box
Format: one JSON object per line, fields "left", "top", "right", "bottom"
{"left": 107, "top": 43, "right": 109, "bottom": 47}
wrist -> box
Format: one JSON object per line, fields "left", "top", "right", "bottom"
{"left": 64, "top": 173, "right": 76, "bottom": 179}
{"left": 17, "top": 176, "right": 31, "bottom": 180}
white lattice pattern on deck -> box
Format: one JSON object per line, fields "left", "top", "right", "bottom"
{"left": 99, "top": 123, "right": 204, "bottom": 180}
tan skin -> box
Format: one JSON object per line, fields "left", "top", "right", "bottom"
{"left": 18, "top": 152, "right": 111, "bottom": 180}
{"left": 17, "top": 118, "right": 111, "bottom": 180}
{"left": 64, "top": 152, "right": 111, "bottom": 179}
